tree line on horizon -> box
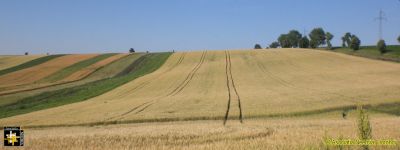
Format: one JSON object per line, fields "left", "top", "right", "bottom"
{"left": 254, "top": 28, "right": 400, "bottom": 54}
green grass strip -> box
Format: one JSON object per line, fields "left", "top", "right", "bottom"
{"left": 0, "top": 54, "right": 66, "bottom": 76}
{"left": 0, "top": 52, "right": 172, "bottom": 119}
{"left": 41, "top": 53, "right": 117, "bottom": 83}
{"left": 327, "top": 45, "right": 400, "bottom": 62}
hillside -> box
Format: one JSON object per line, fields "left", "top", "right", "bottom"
{"left": 1, "top": 49, "right": 400, "bottom": 127}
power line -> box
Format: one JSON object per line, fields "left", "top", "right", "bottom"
{"left": 374, "top": 9, "right": 387, "bottom": 40}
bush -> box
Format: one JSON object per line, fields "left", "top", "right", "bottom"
{"left": 350, "top": 36, "right": 361, "bottom": 51}
{"left": 357, "top": 105, "right": 372, "bottom": 150}
{"left": 269, "top": 42, "right": 280, "bottom": 48}
{"left": 254, "top": 44, "right": 262, "bottom": 49}
{"left": 377, "top": 39, "right": 387, "bottom": 54}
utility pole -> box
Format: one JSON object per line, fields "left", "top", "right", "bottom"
{"left": 303, "top": 28, "right": 307, "bottom": 37}
{"left": 374, "top": 9, "right": 387, "bottom": 40}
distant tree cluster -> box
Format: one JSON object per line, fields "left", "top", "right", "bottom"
{"left": 276, "top": 30, "right": 302, "bottom": 48}
{"left": 268, "top": 27, "right": 333, "bottom": 49}
{"left": 341, "top": 32, "right": 361, "bottom": 51}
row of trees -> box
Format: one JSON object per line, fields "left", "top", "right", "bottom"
{"left": 257, "top": 33, "right": 400, "bottom": 55}
{"left": 267, "top": 28, "right": 335, "bottom": 49}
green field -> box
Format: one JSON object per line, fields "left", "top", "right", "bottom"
{"left": 329, "top": 45, "right": 400, "bottom": 62}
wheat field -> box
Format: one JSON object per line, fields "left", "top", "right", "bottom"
{"left": 1, "top": 49, "right": 400, "bottom": 127}
{"left": 8, "top": 113, "right": 400, "bottom": 150}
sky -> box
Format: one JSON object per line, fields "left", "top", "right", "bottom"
{"left": 0, "top": 0, "right": 400, "bottom": 54}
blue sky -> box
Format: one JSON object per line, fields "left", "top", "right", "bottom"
{"left": 1, "top": 0, "right": 400, "bottom": 54}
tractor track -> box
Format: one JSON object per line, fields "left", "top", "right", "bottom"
{"left": 223, "top": 50, "right": 243, "bottom": 125}
{"left": 110, "top": 52, "right": 206, "bottom": 120}
{"left": 166, "top": 51, "right": 207, "bottom": 97}
{"left": 120, "top": 53, "right": 187, "bottom": 96}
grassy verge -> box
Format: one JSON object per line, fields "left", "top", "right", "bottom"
{"left": 40, "top": 53, "right": 117, "bottom": 83}
{"left": 0, "top": 53, "right": 172, "bottom": 119}
{"left": 325, "top": 45, "right": 400, "bottom": 62}
{"left": 0, "top": 55, "right": 65, "bottom": 76}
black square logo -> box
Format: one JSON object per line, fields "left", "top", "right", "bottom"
{"left": 3, "top": 127, "right": 24, "bottom": 146}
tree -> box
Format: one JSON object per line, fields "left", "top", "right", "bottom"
{"left": 398, "top": 35, "right": 400, "bottom": 43}
{"left": 254, "top": 44, "right": 262, "bottom": 49}
{"left": 24, "top": 52, "right": 29, "bottom": 55}
{"left": 377, "top": 39, "right": 387, "bottom": 54}
{"left": 350, "top": 35, "right": 361, "bottom": 51}
{"left": 299, "top": 36, "right": 310, "bottom": 48}
{"left": 269, "top": 41, "right": 280, "bottom": 48}
{"left": 129, "top": 48, "right": 135, "bottom": 53}
{"left": 309, "top": 28, "right": 326, "bottom": 48}
{"left": 278, "top": 34, "right": 291, "bottom": 48}
{"left": 326, "top": 32, "right": 334, "bottom": 50}
{"left": 287, "top": 30, "right": 302, "bottom": 48}
{"left": 344, "top": 32, "right": 352, "bottom": 48}
{"left": 341, "top": 36, "right": 346, "bottom": 47}
{"left": 310, "top": 40, "right": 318, "bottom": 49}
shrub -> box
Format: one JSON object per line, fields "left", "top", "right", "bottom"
{"left": 377, "top": 39, "right": 387, "bottom": 54}
{"left": 254, "top": 44, "right": 262, "bottom": 49}
{"left": 357, "top": 105, "right": 372, "bottom": 150}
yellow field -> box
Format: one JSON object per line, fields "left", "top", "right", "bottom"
{"left": 10, "top": 114, "right": 400, "bottom": 150}
{"left": 0, "top": 55, "right": 44, "bottom": 70}
{"left": 1, "top": 49, "right": 400, "bottom": 127}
